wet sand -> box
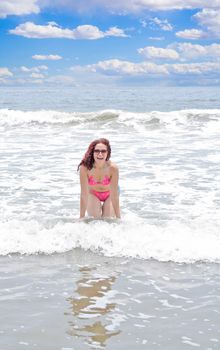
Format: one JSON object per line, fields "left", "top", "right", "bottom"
{"left": 1, "top": 250, "right": 220, "bottom": 350}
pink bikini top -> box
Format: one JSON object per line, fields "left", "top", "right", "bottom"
{"left": 88, "top": 175, "right": 111, "bottom": 186}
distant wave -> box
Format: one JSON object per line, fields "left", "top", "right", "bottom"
{"left": 1, "top": 108, "right": 220, "bottom": 130}
{"left": 1, "top": 217, "right": 220, "bottom": 263}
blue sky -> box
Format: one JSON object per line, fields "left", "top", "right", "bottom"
{"left": 1, "top": 0, "right": 220, "bottom": 86}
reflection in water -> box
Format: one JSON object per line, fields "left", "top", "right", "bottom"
{"left": 66, "top": 266, "right": 120, "bottom": 348}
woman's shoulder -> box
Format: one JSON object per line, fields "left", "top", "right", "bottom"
{"left": 79, "top": 164, "right": 88, "bottom": 174}
{"left": 108, "top": 161, "right": 119, "bottom": 172}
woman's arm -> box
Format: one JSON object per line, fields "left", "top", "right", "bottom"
{"left": 79, "top": 165, "right": 89, "bottom": 218}
{"left": 110, "top": 164, "right": 121, "bottom": 219}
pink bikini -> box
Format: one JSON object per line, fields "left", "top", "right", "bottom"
{"left": 88, "top": 175, "right": 111, "bottom": 202}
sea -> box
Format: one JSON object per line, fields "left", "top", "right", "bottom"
{"left": 0, "top": 85, "right": 220, "bottom": 349}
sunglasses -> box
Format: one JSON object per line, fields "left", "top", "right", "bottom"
{"left": 94, "top": 149, "right": 107, "bottom": 154}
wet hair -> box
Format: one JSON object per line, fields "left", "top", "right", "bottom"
{"left": 77, "top": 138, "right": 111, "bottom": 171}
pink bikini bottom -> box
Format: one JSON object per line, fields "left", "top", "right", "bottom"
{"left": 90, "top": 190, "right": 110, "bottom": 202}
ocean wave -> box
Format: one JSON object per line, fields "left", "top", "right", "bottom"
{"left": 1, "top": 217, "right": 220, "bottom": 263}
{"left": 0, "top": 109, "right": 119, "bottom": 126}
{"left": 0, "top": 108, "right": 220, "bottom": 130}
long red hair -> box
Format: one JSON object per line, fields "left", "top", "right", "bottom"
{"left": 77, "top": 138, "right": 111, "bottom": 170}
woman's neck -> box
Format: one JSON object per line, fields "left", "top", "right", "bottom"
{"left": 93, "top": 162, "right": 106, "bottom": 170}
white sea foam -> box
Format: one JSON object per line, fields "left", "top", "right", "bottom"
{"left": 1, "top": 216, "right": 220, "bottom": 263}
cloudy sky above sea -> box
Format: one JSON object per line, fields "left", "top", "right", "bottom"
{"left": 1, "top": 0, "right": 220, "bottom": 86}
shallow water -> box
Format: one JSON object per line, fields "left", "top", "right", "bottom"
{"left": 1, "top": 252, "right": 220, "bottom": 350}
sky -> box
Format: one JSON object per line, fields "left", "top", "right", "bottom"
{"left": 1, "top": 0, "right": 220, "bottom": 87}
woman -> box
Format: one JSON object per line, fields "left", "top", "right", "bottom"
{"left": 78, "top": 138, "right": 120, "bottom": 219}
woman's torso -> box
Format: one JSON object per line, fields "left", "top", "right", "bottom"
{"left": 87, "top": 163, "right": 111, "bottom": 192}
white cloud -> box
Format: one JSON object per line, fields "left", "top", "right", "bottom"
{"left": 149, "top": 37, "right": 165, "bottom": 41}
{"left": 10, "top": 22, "right": 75, "bottom": 39}
{"left": 38, "top": 0, "right": 220, "bottom": 13}
{"left": 140, "top": 17, "right": 173, "bottom": 31}
{"left": 20, "top": 65, "right": 48, "bottom": 72}
{"left": 169, "top": 63, "right": 202, "bottom": 74}
{"left": 177, "top": 9, "right": 220, "bottom": 40}
{"left": 72, "top": 59, "right": 169, "bottom": 75}
{"left": 173, "top": 43, "right": 206, "bottom": 59}
{"left": 194, "top": 8, "right": 220, "bottom": 36}
{"left": 138, "top": 46, "right": 179, "bottom": 60}
{"left": 0, "top": 67, "right": 13, "bottom": 77}
{"left": 169, "top": 62, "right": 220, "bottom": 74}
{"left": 30, "top": 73, "right": 45, "bottom": 78}
{"left": 71, "top": 25, "right": 105, "bottom": 39}
{"left": 144, "top": 42, "right": 220, "bottom": 62}
{"left": 15, "top": 74, "right": 76, "bottom": 86}
{"left": 70, "top": 58, "right": 220, "bottom": 79}
{"left": 12, "top": 77, "right": 44, "bottom": 85}
{"left": 45, "top": 75, "right": 76, "bottom": 84}
{"left": 171, "top": 42, "right": 220, "bottom": 60}
{"left": 47, "top": 21, "right": 58, "bottom": 26}
{"left": 32, "top": 54, "right": 62, "bottom": 60}
{"left": 9, "top": 22, "right": 127, "bottom": 39}
{"left": 151, "top": 17, "right": 173, "bottom": 31}
{"left": 140, "top": 19, "right": 147, "bottom": 28}
{"left": 175, "top": 28, "right": 205, "bottom": 39}
{"left": 105, "top": 26, "right": 128, "bottom": 37}
{"left": 0, "top": 0, "right": 39, "bottom": 18}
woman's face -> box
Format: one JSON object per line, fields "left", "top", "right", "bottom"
{"left": 93, "top": 143, "right": 108, "bottom": 163}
